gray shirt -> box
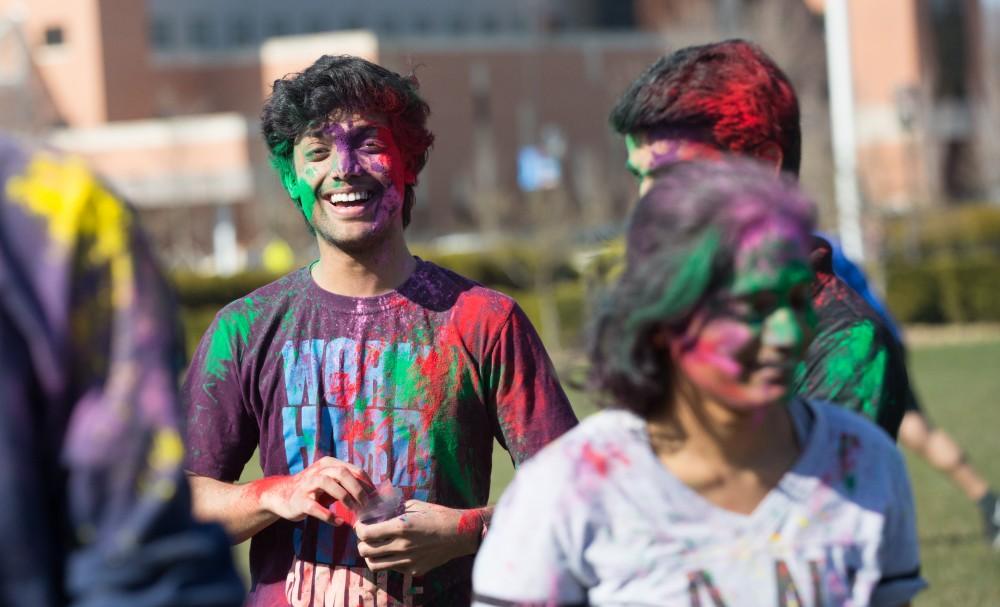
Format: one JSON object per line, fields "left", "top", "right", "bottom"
{"left": 473, "top": 399, "right": 925, "bottom": 606}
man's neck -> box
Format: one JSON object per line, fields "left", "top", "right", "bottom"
{"left": 311, "top": 232, "right": 417, "bottom": 297}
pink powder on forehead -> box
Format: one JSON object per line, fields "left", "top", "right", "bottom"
{"left": 734, "top": 216, "right": 810, "bottom": 269}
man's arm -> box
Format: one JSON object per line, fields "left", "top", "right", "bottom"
{"left": 189, "top": 457, "right": 376, "bottom": 544}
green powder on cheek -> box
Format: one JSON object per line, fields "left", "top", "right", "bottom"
{"left": 270, "top": 149, "right": 316, "bottom": 225}
{"left": 291, "top": 178, "right": 316, "bottom": 224}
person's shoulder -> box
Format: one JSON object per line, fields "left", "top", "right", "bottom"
{"left": 211, "top": 267, "right": 310, "bottom": 328}
{"left": 516, "top": 409, "right": 643, "bottom": 483}
{"left": 808, "top": 399, "right": 899, "bottom": 457}
{"left": 813, "top": 274, "right": 895, "bottom": 340}
{"left": 419, "top": 259, "right": 520, "bottom": 318}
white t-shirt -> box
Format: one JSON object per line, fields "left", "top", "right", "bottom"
{"left": 472, "top": 399, "right": 925, "bottom": 606}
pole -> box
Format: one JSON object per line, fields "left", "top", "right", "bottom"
{"left": 824, "top": 0, "right": 866, "bottom": 262}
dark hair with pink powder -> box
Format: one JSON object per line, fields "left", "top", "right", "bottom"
{"left": 261, "top": 55, "right": 435, "bottom": 228}
{"left": 609, "top": 39, "right": 801, "bottom": 176}
{"left": 588, "top": 159, "right": 815, "bottom": 418}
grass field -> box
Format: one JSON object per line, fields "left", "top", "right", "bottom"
{"left": 900, "top": 341, "right": 1000, "bottom": 605}
{"left": 228, "top": 338, "right": 1000, "bottom": 603}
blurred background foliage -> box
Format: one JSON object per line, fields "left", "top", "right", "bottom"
{"left": 174, "top": 203, "right": 1000, "bottom": 361}
{"left": 884, "top": 204, "right": 1000, "bottom": 324}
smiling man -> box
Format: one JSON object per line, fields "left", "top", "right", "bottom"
{"left": 181, "top": 55, "right": 577, "bottom": 606}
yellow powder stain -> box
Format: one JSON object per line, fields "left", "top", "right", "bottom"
{"left": 148, "top": 428, "right": 184, "bottom": 471}
{"left": 137, "top": 429, "right": 183, "bottom": 501}
{"left": 6, "top": 154, "right": 135, "bottom": 308}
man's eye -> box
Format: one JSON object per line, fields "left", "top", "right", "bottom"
{"left": 306, "top": 148, "right": 329, "bottom": 160}
{"left": 750, "top": 292, "right": 778, "bottom": 317}
{"left": 362, "top": 140, "right": 385, "bottom": 151}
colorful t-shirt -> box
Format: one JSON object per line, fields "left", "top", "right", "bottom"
{"left": 473, "top": 399, "right": 925, "bottom": 606}
{"left": 183, "top": 260, "right": 578, "bottom": 605}
{"left": 792, "top": 237, "right": 911, "bottom": 438}
{"left": 0, "top": 138, "right": 244, "bottom": 605}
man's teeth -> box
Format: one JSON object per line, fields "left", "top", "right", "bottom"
{"left": 329, "top": 191, "right": 371, "bottom": 205}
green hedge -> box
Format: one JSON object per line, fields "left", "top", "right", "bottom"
{"left": 885, "top": 204, "right": 1000, "bottom": 261}
{"left": 886, "top": 256, "right": 1000, "bottom": 324}
{"left": 171, "top": 270, "right": 283, "bottom": 308}
{"left": 504, "top": 281, "right": 587, "bottom": 349}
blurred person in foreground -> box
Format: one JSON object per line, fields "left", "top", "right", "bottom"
{"left": 606, "top": 39, "right": 912, "bottom": 439}
{"left": 181, "top": 55, "right": 577, "bottom": 606}
{"left": 0, "top": 135, "right": 244, "bottom": 605}
{"left": 473, "top": 159, "right": 925, "bottom": 606}
{"left": 826, "top": 237, "right": 1000, "bottom": 548}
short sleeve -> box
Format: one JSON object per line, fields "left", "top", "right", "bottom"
{"left": 794, "top": 317, "right": 909, "bottom": 439}
{"left": 182, "top": 308, "right": 258, "bottom": 481}
{"left": 472, "top": 456, "right": 588, "bottom": 605}
{"left": 484, "top": 303, "right": 578, "bottom": 464}
{"left": 870, "top": 448, "right": 927, "bottom": 606}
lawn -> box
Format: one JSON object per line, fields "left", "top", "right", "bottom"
{"left": 901, "top": 340, "right": 1000, "bottom": 605}
{"left": 223, "top": 338, "right": 1000, "bottom": 602}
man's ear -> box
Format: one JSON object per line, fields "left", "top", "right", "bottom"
{"left": 754, "top": 141, "right": 784, "bottom": 174}
{"left": 404, "top": 163, "right": 418, "bottom": 187}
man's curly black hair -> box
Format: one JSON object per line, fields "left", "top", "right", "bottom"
{"left": 261, "top": 55, "right": 435, "bottom": 228}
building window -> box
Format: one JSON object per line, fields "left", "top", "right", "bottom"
{"left": 481, "top": 16, "right": 498, "bottom": 33}
{"left": 150, "top": 18, "right": 173, "bottom": 49}
{"left": 304, "top": 14, "right": 327, "bottom": 34}
{"left": 267, "top": 17, "right": 290, "bottom": 37}
{"left": 379, "top": 16, "right": 397, "bottom": 34}
{"left": 43, "top": 26, "right": 64, "bottom": 46}
{"left": 189, "top": 15, "right": 214, "bottom": 48}
{"left": 413, "top": 16, "right": 430, "bottom": 33}
{"left": 229, "top": 16, "right": 254, "bottom": 46}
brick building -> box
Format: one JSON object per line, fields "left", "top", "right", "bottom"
{"left": 2, "top": 0, "right": 993, "bottom": 270}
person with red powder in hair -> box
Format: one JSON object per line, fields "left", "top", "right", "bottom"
{"left": 607, "top": 39, "right": 912, "bottom": 440}
{"left": 608, "top": 39, "right": 1000, "bottom": 548}
{"left": 181, "top": 56, "right": 577, "bottom": 606}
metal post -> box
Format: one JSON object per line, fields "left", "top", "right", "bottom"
{"left": 825, "top": 0, "right": 866, "bottom": 261}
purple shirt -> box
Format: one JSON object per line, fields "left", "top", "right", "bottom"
{"left": 183, "top": 260, "right": 578, "bottom": 604}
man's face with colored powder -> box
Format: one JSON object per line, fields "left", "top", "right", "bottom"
{"left": 670, "top": 218, "right": 816, "bottom": 410}
{"left": 625, "top": 129, "right": 725, "bottom": 196}
{"left": 291, "top": 111, "right": 413, "bottom": 253}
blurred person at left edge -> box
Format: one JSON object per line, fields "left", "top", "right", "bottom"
{"left": 0, "top": 134, "right": 245, "bottom": 606}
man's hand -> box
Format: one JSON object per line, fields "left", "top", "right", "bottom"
{"left": 254, "top": 456, "right": 374, "bottom": 525}
{"left": 355, "top": 500, "right": 487, "bottom": 576}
